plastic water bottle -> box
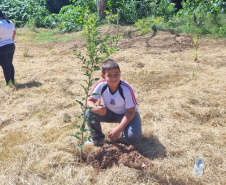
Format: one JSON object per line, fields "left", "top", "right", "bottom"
{"left": 193, "top": 158, "right": 204, "bottom": 176}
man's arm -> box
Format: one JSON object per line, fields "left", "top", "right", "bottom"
{"left": 87, "top": 97, "right": 106, "bottom": 116}
{"left": 13, "top": 30, "right": 16, "bottom": 41}
{"left": 108, "top": 106, "right": 136, "bottom": 140}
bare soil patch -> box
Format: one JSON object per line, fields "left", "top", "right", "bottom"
{"left": 87, "top": 142, "right": 153, "bottom": 171}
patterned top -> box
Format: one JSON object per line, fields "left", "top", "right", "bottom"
{"left": 0, "top": 19, "right": 15, "bottom": 47}
{"left": 90, "top": 80, "right": 138, "bottom": 114}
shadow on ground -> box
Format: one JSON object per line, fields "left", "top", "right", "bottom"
{"left": 135, "top": 135, "right": 167, "bottom": 160}
{"left": 16, "top": 81, "right": 42, "bottom": 89}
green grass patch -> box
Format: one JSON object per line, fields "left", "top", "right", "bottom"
{"left": 32, "top": 29, "right": 82, "bottom": 43}
{"left": 17, "top": 28, "right": 82, "bottom": 44}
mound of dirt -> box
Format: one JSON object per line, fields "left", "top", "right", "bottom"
{"left": 87, "top": 142, "right": 153, "bottom": 171}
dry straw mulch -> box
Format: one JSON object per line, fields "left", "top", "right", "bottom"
{"left": 0, "top": 26, "right": 225, "bottom": 184}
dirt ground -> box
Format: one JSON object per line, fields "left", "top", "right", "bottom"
{"left": 0, "top": 26, "right": 225, "bottom": 184}
{"left": 87, "top": 142, "right": 153, "bottom": 171}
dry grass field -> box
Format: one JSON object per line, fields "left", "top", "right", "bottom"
{"left": 0, "top": 25, "right": 225, "bottom": 185}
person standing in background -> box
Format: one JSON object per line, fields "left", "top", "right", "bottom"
{"left": 0, "top": 10, "right": 16, "bottom": 85}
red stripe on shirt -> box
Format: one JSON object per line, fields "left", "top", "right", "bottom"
{"left": 121, "top": 82, "right": 138, "bottom": 105}
{"left": 89, "top": 80, "right": 106, "bottom": 95}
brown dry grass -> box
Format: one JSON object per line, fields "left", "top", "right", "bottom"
{"left": 0, "top": 26, "right": 225, "bottom": 185}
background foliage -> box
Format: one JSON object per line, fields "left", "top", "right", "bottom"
{"left": 0, "top": 0, "right": 226, "bottom": 37}
{"left": 0, "top": 0, "right": 49, "bottom": 27}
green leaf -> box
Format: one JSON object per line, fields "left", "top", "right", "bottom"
{"left": 73, "top": 124, "right": 80, "bottom": 128}
{"left": 76, "top": 100, "right": 84, "bottom": 108}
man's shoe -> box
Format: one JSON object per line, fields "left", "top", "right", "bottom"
{"left": 85, "top": 137, "right": 105, "bottom": 147}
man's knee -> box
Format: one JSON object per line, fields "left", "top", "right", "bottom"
{"left": 124, "top": 132, "right": 142, "bottom": 145}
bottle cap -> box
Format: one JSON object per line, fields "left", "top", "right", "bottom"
{"left": 198, "top": 158, "right": 203, "bottom": 162}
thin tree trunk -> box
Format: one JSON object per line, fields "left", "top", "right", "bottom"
{"left": 97, "top": 0, "right": 107, "bottom": 18}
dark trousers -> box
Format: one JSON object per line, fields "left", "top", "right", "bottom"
{"left": 86, "top": 108, "right": 142, "bottom": 144}
{"left": 0, "top": 43, "right": 15, "bottom": 84}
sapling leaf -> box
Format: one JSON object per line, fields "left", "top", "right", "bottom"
{"left": 90, "top": 78, "right": 99, "bottom": 86}
{"left": 74, "top": 114, "right": 83, "bottom": 119}
{"left": 83, "top": 136, "right": 92, "bottom": 143}
{"left": 93, "top": 65, "right": 100, "bottom": 71}
{"left": 90, "top": 92, "right": 99, "bottom": 96}
{"left": 83, "top": 128, "right": 91, "bottom": 133}
{"left": 76, "top": 100, "right": 84, "bottom": 107}
{"left": 70, "top": 134, "right": 81, "bottom": 140}
{"left": 73, "top": 124, "right": 81, "bottom": 128}
{"left": 83, "top": 79, "right": 88, "bottom": 84}
{"left": 80, "top": 84, "right": 88, "bottom": 94}
{"left": 82, "top": 65, "right": 89, "bottom": 69}
{"left": 73, "top": 49, "right": 77, "bottom": 54}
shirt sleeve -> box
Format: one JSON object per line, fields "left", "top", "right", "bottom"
{"left": 89, "top": 81, "right": 104, "bottom": 100}
{"left": 124, "top": 87, "right": 138, "bottom": 109}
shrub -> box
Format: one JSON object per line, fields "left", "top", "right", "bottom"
{"left": 117, "top": 0, "right": 139, "bottom": 24}
{"left": 0, "top": 0, "right": 49, "bottom": 27}
{"left": 156, "top": 0, "right": 176, "bottom": 21}
{"left": 52, "top": 0, "right": 97, "bottom": 32}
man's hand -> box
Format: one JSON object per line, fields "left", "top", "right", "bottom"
{"left": 108, "top": 107, "right": 136, "bottom": 141}
{"left": 108, "top": 126, "right": 121, "bottom": 140}
{"left": 95, "top": 99, "right": 106, "bottom": 116}
{"left": 13, "top": 30, "right": 16, "bottom": 41}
